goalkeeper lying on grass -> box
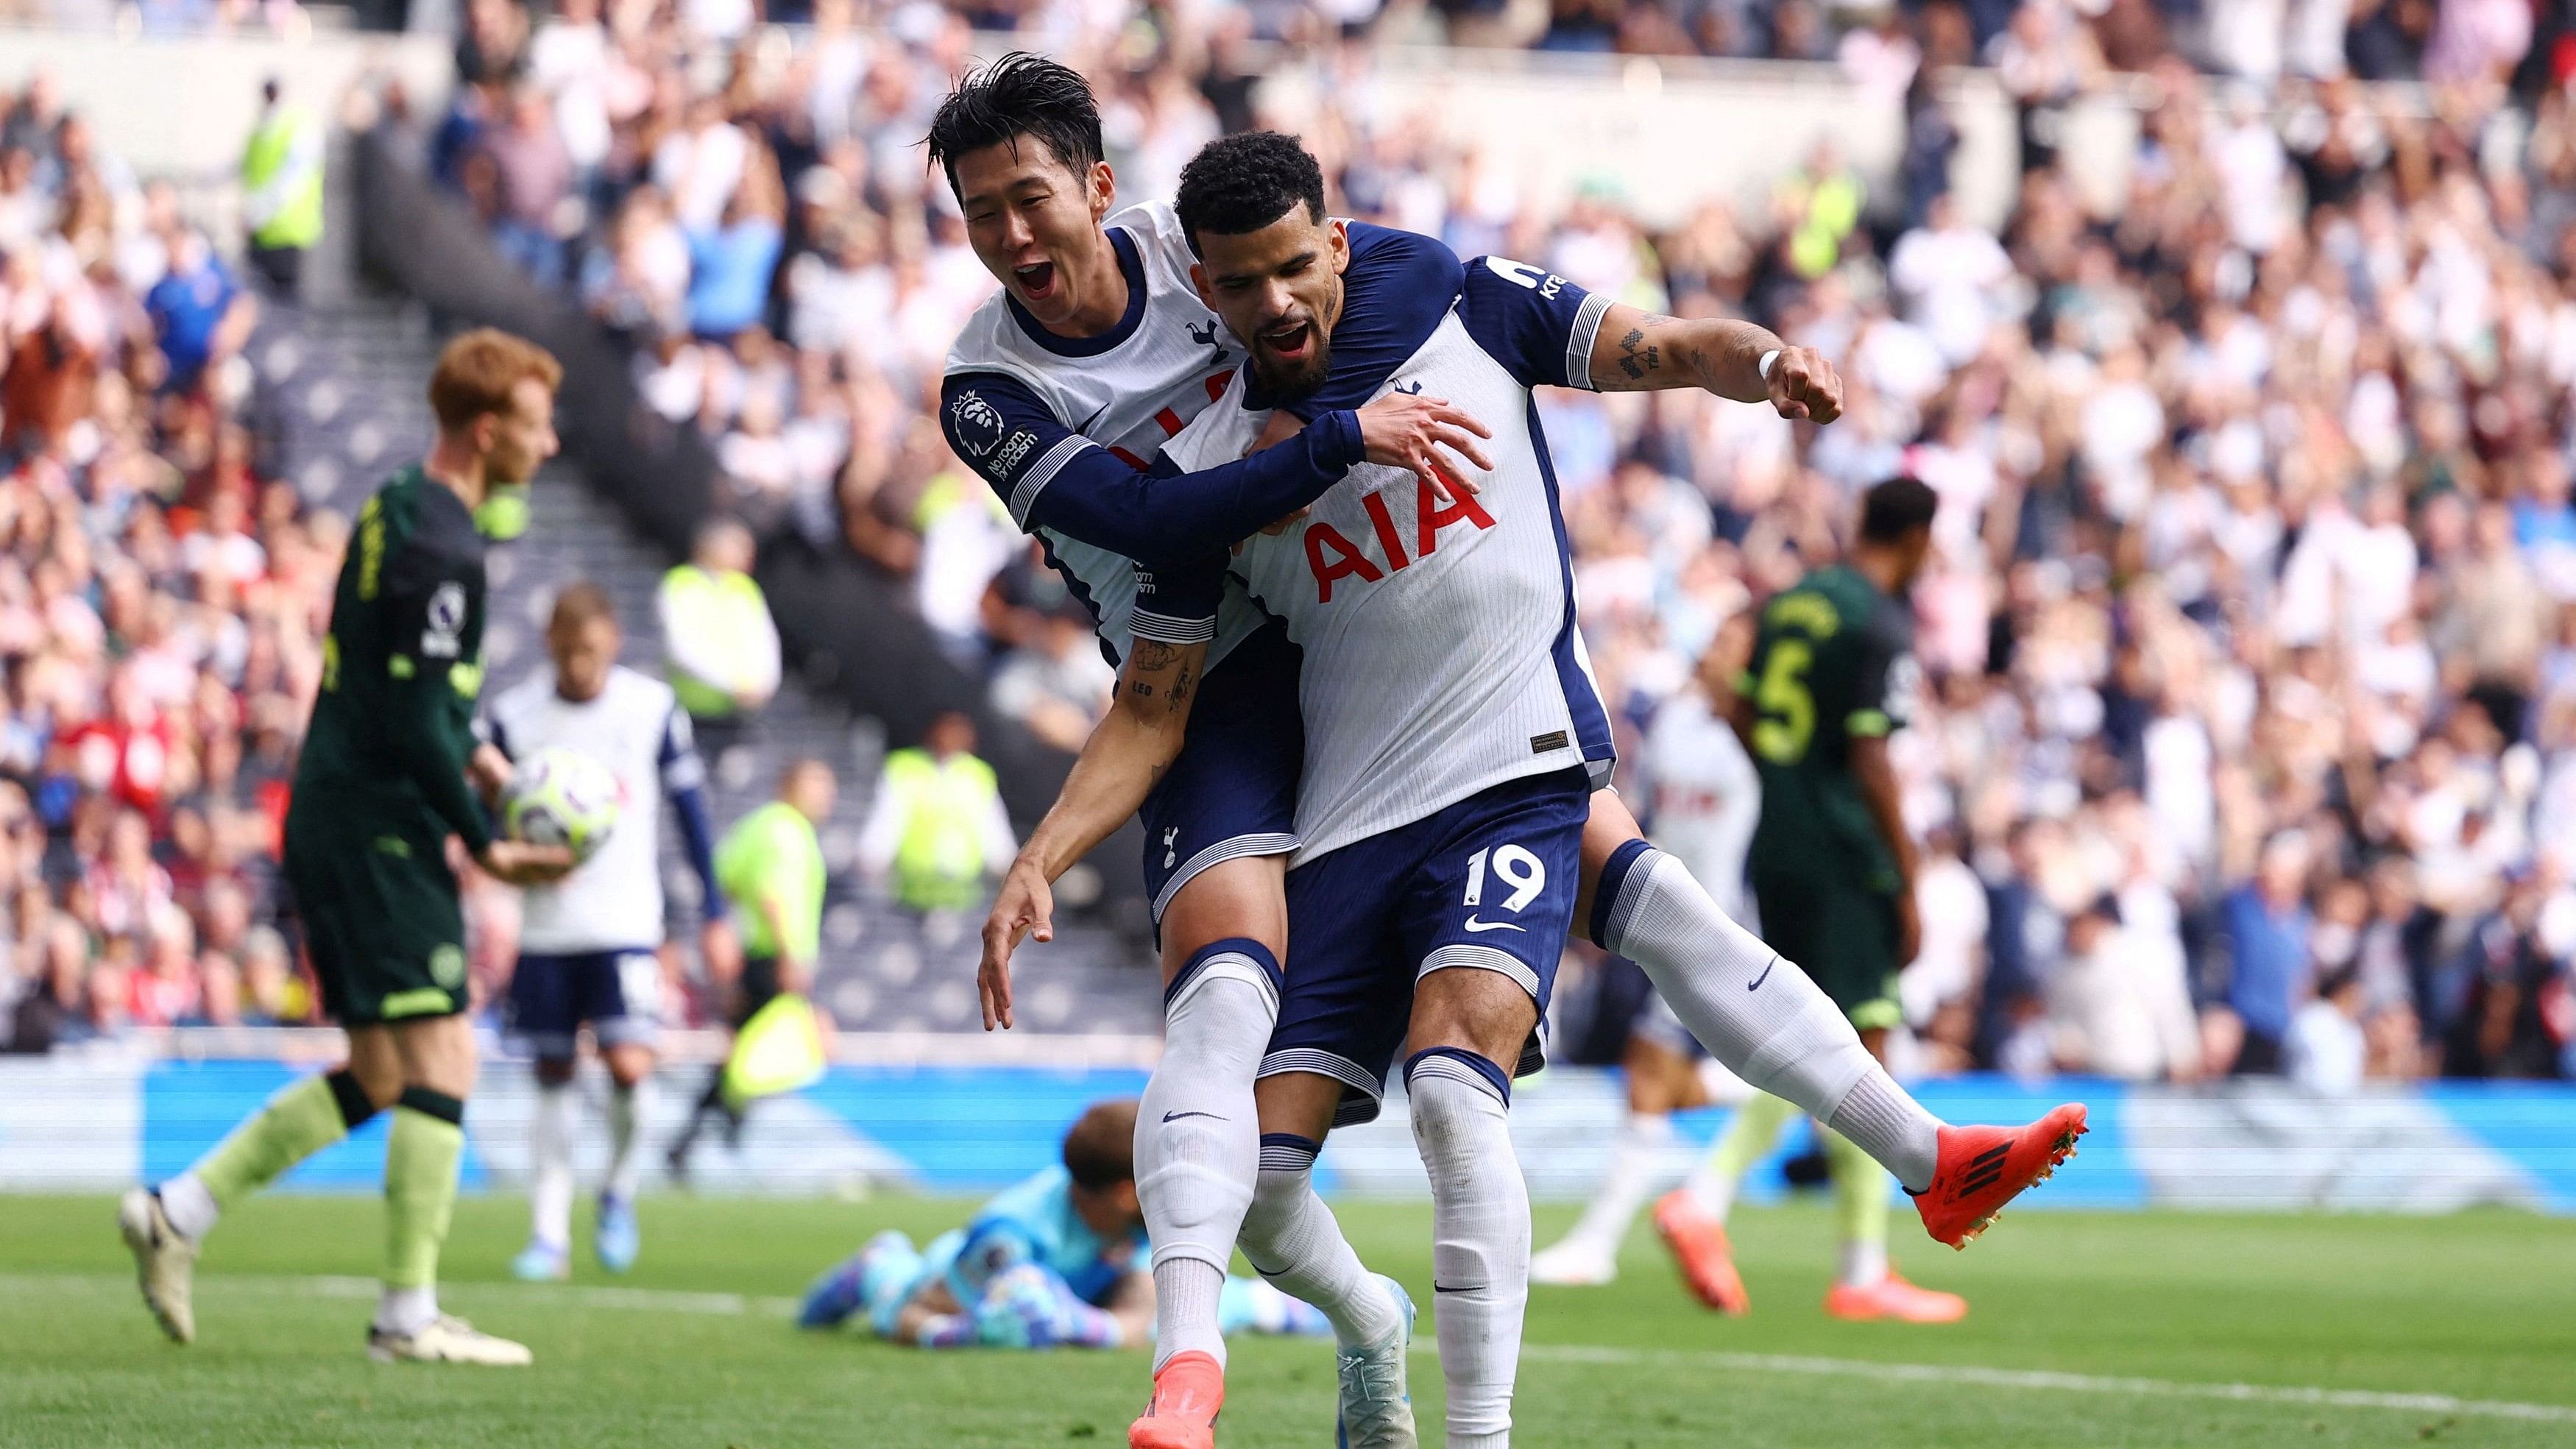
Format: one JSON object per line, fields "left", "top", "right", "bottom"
{"left": 799, "top": 1099, "right": 1328, "bottom": 1350}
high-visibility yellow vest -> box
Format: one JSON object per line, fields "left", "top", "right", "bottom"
{"left": 880, "top": 747, "right": 998, "bottom": 912}
{"left": 661, "top": 564, "right": 770, "bottom": 718}
{"left": 242, "top": 107, "right": 324, "bottom": 251}
{"left": 715, "top": 801, "right": 824, "bottom": 963}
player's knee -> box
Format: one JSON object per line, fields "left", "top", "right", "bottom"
{"left": 1253, "top": 1071, "right": 1340, "bottom": 1143}
{"left": 602, "top": 1044, "right": 655, "bottom": 1089}
{"left": 1406, "top": 967, "right": 1534, "bottom": 1075}
{"left": 1158, "top": 857, "right": 1287, "bottom": 988}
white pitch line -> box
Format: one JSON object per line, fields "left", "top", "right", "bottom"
{"left": 1504, "top": 1343, "right": 2576, "bottom": 1425}
{"left": 13, "top": 1272, "right": 2572, "bottom": 1426}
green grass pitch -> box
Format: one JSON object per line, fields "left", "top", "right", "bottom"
{"left": 2, "top": 1193, "right": 2571, "bottom": 1448}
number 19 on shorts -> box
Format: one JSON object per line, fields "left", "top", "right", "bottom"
{"left": 1463, "top": 844, "right": 1547, "bottom": 913}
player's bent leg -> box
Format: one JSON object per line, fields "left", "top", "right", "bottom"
{"left": 369, "top": 1014, "right": 528, "bottom": 1367}
{"left": 596, "top": 1040, "right": 657, "bottom": 1274}
{"left": 1657, "top": 1091, "right": 1788, "bottom": 1315}
{"left": 1579, "top": 798, "right": 1949, "bottom": 1190}
{"left": 516, "top": 1055, "right": 577, "bottom": 1282}
{"left": 1404, "top": 969, "right": 1539, "bottom": 1449}
{"left": 1533, "top": 1037, "right": 1699, "bottom": 1287}
{"left": 121, "top": 1047, "right": 388, "bottom": 1345}
{"left": 1240, "top": 1073, "right": 1415, "bottom": 1449}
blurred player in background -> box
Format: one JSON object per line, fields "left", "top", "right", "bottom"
{"left": 796, "top": 1099, "right": 1328, "bottom": 1351}
{"left": 666, "top": 756, "right": 833, "bottom": 1178}
{"left": 119, "top": 330, "right": 573, "bottom": 1365}
{"left": 1532, "top": 612, "right": 1762, "bottom": 1287}
{"left": 485, "top": 582, "right": 733, "bottom": 1280}
{"left": 1657, "top": 476, "right": 1970, "bottom": 1323}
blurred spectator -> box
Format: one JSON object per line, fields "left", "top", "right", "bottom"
{"left": 2050, "top": 894, "right": 2206, "bottom": 1080}
{"left": 2214, "top": 832, "right": 2317, "bottom": 1074}
{"left": 238, "top": 79, "right": 322, "bottom": 298}
{"left": 2285, "top": 963, "right": 2369, "bottom": 1091}
{"left": 988, "top": 607, "right": 1115, "bottom": 754}
{"left": 472, "top": 84, "right": 578, "bottom": 285}
{"left": 144, "top": 230, "right": 254, "bottom": 395}
{"left": 856, "top": 710, "right": 1014, "bottom": 915}
{"left": 656, "top": 516, "right": 782, "bottom": 763}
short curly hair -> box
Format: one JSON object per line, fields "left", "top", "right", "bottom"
{"left": 1174, "top": 131, "right": 1326, "bottom": 258}
{"left": 1061, "top": 1099, "right": 1139, "bottom": 1191}
{"left": 925, "top": 52, "right": 1104, "bottom": 198}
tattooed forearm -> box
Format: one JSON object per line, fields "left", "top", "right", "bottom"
{"left": 1167, "top": 663, "right": 1195, "bottom": 714}
{"left": 1615, "top": 327, "right": 1661, "bottom": 381}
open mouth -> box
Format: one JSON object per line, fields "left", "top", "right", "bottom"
{"left": 1261, "top": 319, "right": 1313, "bottom": 360}
{"left": 1013, "top": 261, "right": 1058, "bottom": 301}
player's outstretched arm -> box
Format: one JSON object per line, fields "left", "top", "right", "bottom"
{"left": 979, "top": 637, "right": 1209, "bottom": 1030}
{"left": 1583, "top": 302, "right": 1844, "bottom": 422}
{"left": 944, "top": 372, "right": 1487, "bottom": 567}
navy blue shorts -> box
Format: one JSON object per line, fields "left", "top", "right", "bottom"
{"left": 507, "top": 949, "right": 664, "bottom": 1059}
{"left": 1259, "top": 767, "right": 1590, "bottom": 1126}
{"left": 1139, "top": 621, "right": 1303, "bottom": 924}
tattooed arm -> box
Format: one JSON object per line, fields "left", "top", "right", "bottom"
{"left": 979, "top": 637, "right": 1208, "bottom": 1027}
{"left": 1585, "top": 304, "right": 1844, "bottom": 422}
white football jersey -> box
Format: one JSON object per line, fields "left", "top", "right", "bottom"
{"left": 1635, "top": 690, "right": 1760, "bottom": 921}
{"left": 1162, "top": 258, "right": 1618, "bottom": 864}
{"left": 486, "top": 665, "right": 696, "bottom": 953}
{"left": 941, "top": 200, "right": 1264, "bottom": 667}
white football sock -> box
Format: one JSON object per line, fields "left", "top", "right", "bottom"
{"left": 1240, "top": 1133, "right": 1404, "bottom": 1348}
{"left": 1554, "top": 1111, "right": 1671, "bottom": 1258}
{"left": 1406, "top": 1049, "right": 1528, "bottom": 1449}
{"left": 374, "top": 1283, "right": 436, "bottom": 1336}
{"left": 159, "top": 1172, "right": 219, "bottom": 1241}
{"left": 529, "top": 1077, "right": 576, "bottom": 1250}
{"left": 1136, "top": 942, "right": 1278, "bottom": 1372}
{"left": 606, "top": 1076, "right": 652, "bottom": 1202}
{"left": 1599, "top": 846, "right": 1941, "bottom": 1191}
{"left": 1839, "top": 1237, "right": 1889, "bottom": 1288}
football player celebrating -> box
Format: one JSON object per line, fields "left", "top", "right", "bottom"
{"left": 981, "top": 132, "right": 2087, "bottom": 1449}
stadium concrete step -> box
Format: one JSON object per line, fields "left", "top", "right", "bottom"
{"left": 244, "top": 297, "right": 1156, "bottom": 1037}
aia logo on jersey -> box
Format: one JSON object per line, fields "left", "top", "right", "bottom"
{"left": 1305, "top": 478, "right": 1495, "bottom": 603}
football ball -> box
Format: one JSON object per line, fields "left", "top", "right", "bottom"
{"left": 502, "top": 748, "right": 622, "bottom": 863}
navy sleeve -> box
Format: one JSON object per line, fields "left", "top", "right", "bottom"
{"left": 1276, "top": 223, "right": 1466, "bottom": 421}
{"left": 1127, "top": 547, "right": 1225, "bottom": 648}
{"left": 1457, "top": 256, "right": 1616, "bottom": 392}
{"left": 659, "top": 706, "right": 726, "bottom": 919}
{"left": 941, "top": 370, "right": 1365, "bottom": 567}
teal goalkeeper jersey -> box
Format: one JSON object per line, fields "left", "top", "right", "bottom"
{"left": 926, "top": 1167, "right": 1146, "bottom": 1308}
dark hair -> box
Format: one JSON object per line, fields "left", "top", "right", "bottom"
{"left": 1061, "top": 1099, "right": 1139, "bottom": 1190}
{"left": 1858, "top": 475, "right": 1939, "bottom": 543}
{"left": 924, "top": 53, "right": 1103, "bottom": 197}
{"left": 1174, "top": 131, "right": 1326, "bottom": 258}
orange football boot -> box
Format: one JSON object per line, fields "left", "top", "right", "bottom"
{"left": 1823, "top": 1270, "right": 1968, "bottom": 1323}
{"left": 1912, "top": 1103, "right": 2088, "bottom": 1248}
{"left": 1130, "top": 1349, "right": 1225, "bottom": 1449}
{"left": 1652, "top": 1189, "right": 1751, "bottom": 1315}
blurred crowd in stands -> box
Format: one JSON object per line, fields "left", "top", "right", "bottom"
{"left": 10, "top": 0, "right": 2576, "bottom": 1085}
{"left": 0, "top": 71, "right": 332, "bottom": 1048}
{"left": 417, "top": 0, "right": 2576, "bottom": 1085}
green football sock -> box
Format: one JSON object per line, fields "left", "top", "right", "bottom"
{"left": 194, "top": 1074, "right": 353, "bottom": 1208}
{"left": 384, "top": 1089, "right": 466, "bottom": 1291}
{"left": 1683, "top": 1091, "right": 1797, "bottom": 1219}
{"left": 1825, "top": 1124, "right": 1891, "bottom": 1285}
